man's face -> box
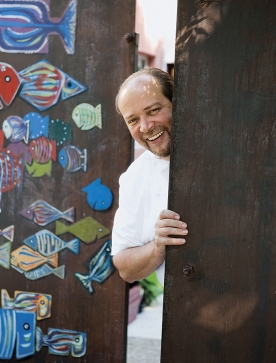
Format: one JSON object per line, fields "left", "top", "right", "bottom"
{"left": 118, "top": 75, "right": 172, "bottom": 159}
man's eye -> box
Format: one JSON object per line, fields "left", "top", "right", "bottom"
{"left": 149, "top": 108, "right": 160, "bottom": 115}
{"left": 128, "top": 118, "right": 137, "bottom": 124}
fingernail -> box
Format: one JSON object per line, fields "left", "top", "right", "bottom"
{"left": 175, "top": 215, "right": 180, "bottom": 220}
{"left": 182, "top": 223, "right": 187, "bottom": 228}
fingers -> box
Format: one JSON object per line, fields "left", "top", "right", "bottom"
{"left": 155, "top": 209, "right": 188, "bottom": 248}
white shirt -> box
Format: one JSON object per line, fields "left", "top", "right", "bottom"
{"left": 112, "top": 150, "right": 170, "bottom": 285}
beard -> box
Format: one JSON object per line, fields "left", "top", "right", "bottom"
{"left": 142, "top": 126, "right": 171, "bottom": 158}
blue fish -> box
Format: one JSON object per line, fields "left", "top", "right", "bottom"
{"left": 58, "top": 145, "right": 87, "bottom": 172}
{"left": 2, "top": 115, "right": 29, "bottom": 143}
{"left": 23, "top": 112, "right": 49, "bottom": 140}
{"left": 15, "top": 310, "right": 36, "bottom": 359}
{"left": 0, "top": 309, "right": 16, "bottom": 359}
{"left": 24, "top": 264, "right": 65, "bottom": 280}
{"left": 82, "top": 178, "right": 113, "bottom": 211}
{"left": 19, "top": 59, "right": 87, "bottom": 111}
{"left": 36, "top": 327, "right": 87, "bottom": 357}
{"left": 74, "top": 240, "right": 115, "bottom": 294}
{"left": 23, "top": 230, "right": 79, "bottom": 256}
{"left": 0, "top": 0, "right": 77, "bottom": 54}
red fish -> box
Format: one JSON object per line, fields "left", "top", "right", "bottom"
{"left": 0, "top": 148, "right": 23, "bottom": 193}
{"left": 29, "top": 136, "right": 56, "bottom": 163}
{"left": 0, "top": 63, "right": 21, "bottom": 108}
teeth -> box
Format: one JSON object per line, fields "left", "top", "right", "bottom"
{"left": 148, "top": 131, "right": 163, "bottom": 141}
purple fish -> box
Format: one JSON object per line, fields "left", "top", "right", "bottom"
{"left": 2, "top": 115, "right": 29, "bottom": 143}
{"left": 0, "top": 225, "right": 14, "bottom": 241}
{"left": 0, "top": 0, "right": 77, "bottom": 54}
{"left": 7, "top": 141, "right": 32, "bottom": 166}
{"left": 58, "top": 146, "right": 87, "bottom": 172}
{"left": 20, "top": 200, "right": 75, "bottom": 226}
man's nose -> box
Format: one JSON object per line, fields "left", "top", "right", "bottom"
{"left": 140, "top": 116, "right": 153, "bottom": 133}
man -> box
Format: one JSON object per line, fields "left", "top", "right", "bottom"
{"left": 112, "top": 68, "right": 188, "bottom": 285}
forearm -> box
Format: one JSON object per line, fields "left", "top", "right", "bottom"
{"left": 113, "top": 241, "right": 165, "bottom": 283}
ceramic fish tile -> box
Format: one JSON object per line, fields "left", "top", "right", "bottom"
{"left": 0, "top": 225, "right": 14, "bottom": 241}
{"left": 0, "top": 63, "right": 21, "bottom": 108}
{"left": 82, "top": 178, "right": 113, "bottom": 211}
{"left": 72, "top": 103, "right": 102, "bottom": 130}
{"left": 23, "top": 230, "right": 79, "bottom": 256}
{"left": 2, "top": 115, "right": 29, "bottom": 143}
{"left": 26, "top": 160, "right": 52, "bottom": 177}
{"left": 16, "top": 310, "right": 36, "bottom": 359}
{"left": 0, "top": 0, "right": 77, "bottom": 54}
{"left": 36, "top": 327, "right": 87, "bottom": 357}
{"left": 24, "top": 264, "right": 65, "bottom": 280}
{"left": 23, "top": 112, "right": 49, "bottom": 140}
{"left": 74, "top": 240, "right": 115, "bottom": 294}
{"left": 7, "top": 141, "right": 32, "bottom": 166}
{"left": 55, "top": 216, "right": 110, "bottom": 244}
{"left": 0, "top": 241, "right": 11, "bottom": 269}
{"left": 0, "top": 129, "right": 4, "bottom": 146}
{"left": 11, "top": 246, "right": 58, "bottom": 272}
{"left": 0, "top": 148, "right": 23, "bottom": 194}
{"left": 29, "top": 136, "right": 56, "bottom": 164}
{"left": 58, "top": 145, "right": 87, "bottom": 172}
{"left": 19, "top": 59, "right": 87, "bottom": 111}
{"left": 1, "top": 289, "right": 52, "bottom": 320}
{"left": 0, "top": 309, "right": 16, "bottom": 359}
{"left": 20, "top": 200, "right": 75, "bottom": 226}
{"left": 48, "top": 119, "right": 72, "bottom": 146}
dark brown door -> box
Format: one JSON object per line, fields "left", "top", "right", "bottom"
{"left": 162, "top": 1, "right": 276, "bottom": 362}
{"left": 0, "top": 0, "right": 135, "bottom": 362}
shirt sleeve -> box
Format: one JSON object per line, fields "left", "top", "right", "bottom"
{"left": 111, "top": 171, "right": 144, "bottom": 255}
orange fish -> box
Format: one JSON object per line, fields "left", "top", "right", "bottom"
{"left": 11, "top": 246, "right": 58, "bottom": 272}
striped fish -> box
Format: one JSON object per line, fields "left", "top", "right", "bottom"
{"left": 0, "top": 242, "right": 11, "bottom": 269}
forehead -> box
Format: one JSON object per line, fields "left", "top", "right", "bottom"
{"left": 118, "top": 75, "right": 164, "bottom": 115}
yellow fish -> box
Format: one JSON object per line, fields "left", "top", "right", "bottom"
{"left": 72, "top": 103, "right": 102, "bottom": 130}
{"left": 11, "top": 246, "right": 58, "bottom": 271}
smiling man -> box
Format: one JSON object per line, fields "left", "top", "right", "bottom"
{"left": 112, "top": 68, "right": 188, "bottom": 285}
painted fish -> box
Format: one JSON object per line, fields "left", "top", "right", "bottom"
{"left": 72, "top": 103, "right": 102, "bottom": 130}
{"left": 26, "top": 160, "right": 52, "bottom": 177}
{"left": 24, "top": 264, "right": 65, "bottom": 280}
{"left": 20, "top": 200, "right": 75, "bottom": 226}
{"left": 23, "top": 112, "right": 49, "bottom": 140}
{"left": 0, "top": 225, "right": 14, "bottom": 241}
{"left": 0, "top": 309, "right": 16, "bottom": 359}
{"left": 19, "top": 59, "right": 87, "bottom": 111}
{"left": 0, "top": 63, "right": 21, "bottom": 109}
{"left": 7, "top": 141, "right": 32, "bottom": 166}
{"left": 58, "top": 145, "right": 87, "bottom": 172}
{"left": 74, "top": 240, "right": 115, "bottom": 294}
{"left": 36, "top": 327, "right": 87, "bottom": 357}
{"left": 23, "top": 230, "right": 79, "bottom": 256}
{"left": 2, "top": 115, "right": 29, "bottom": 143}
{"left": 0, "top": 0, "right": 77, "bottom": 54}
{"left": 82, "top": 178, "right": 113, "bottom": 211}
{"left": 1, "top": 290, "right": 52, "bottom": 320}
{"left": 55, "top": 216, "right": 110, "bottom": 244}
{"left": 15, "top": 310, "right": 36, "bottom": 359}
{"left": 48, "top": 119, "right": 72, "bottom": 146}
{"left": 0, "top": 241, "right": 11, "bottom": 269}
{"left": 11, "top": 245, "right": 58, "bottom": 272}
{"left": 0, "top": 130, "right": 4, "bottom": 147}
{"left": 29, "top": 136, "right": 56, "bottom": 163}
{"left": 0, "top": 148, "right": 23, "bottom": 192}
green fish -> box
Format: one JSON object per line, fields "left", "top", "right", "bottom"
{"left": 55, "top": 217, "right": 110, "bottom": 244}
{"left": 0, "top": 242, "right": 11, "bottom": 269}
{"left": 26, "top": 160, "right": 52, "bottom": 177}
{"left": 72, "top": 103, "right": 102, "bottom": 130}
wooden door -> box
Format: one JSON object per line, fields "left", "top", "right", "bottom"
{"left": 162, "top": 1, "right": 276, "bottom": 362}
{"left": 0, "top": 0, "right": 135, "bottom": 362}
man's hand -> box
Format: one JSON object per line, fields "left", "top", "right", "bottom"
{"left": 155, "top": 209, "right": 188, "bottom": 248}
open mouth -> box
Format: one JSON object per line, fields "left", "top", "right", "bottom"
{"left": 147, "top": 131, "right": 164, "bottom": 141}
